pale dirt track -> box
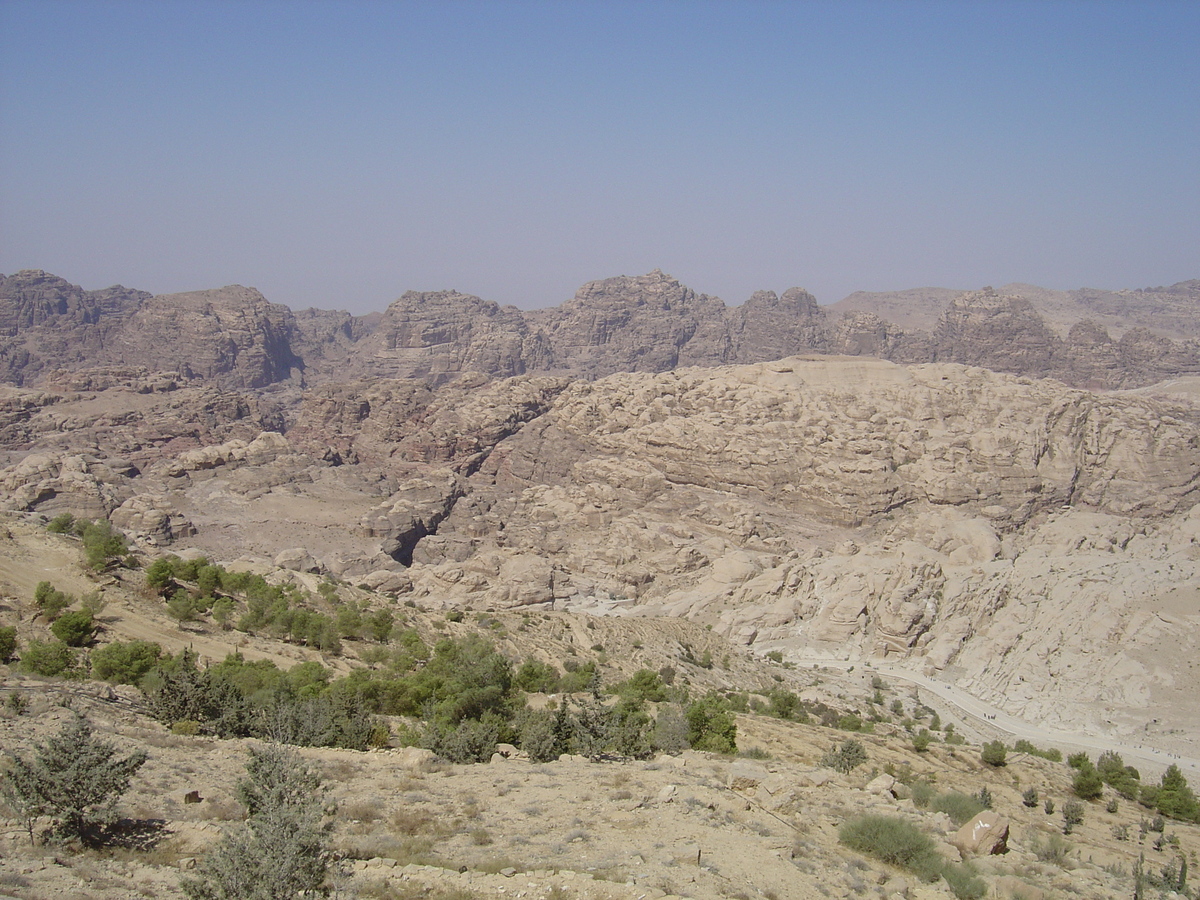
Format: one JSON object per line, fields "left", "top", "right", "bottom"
{"left": 789, "top": 653, "right": 1200, "bottom": 782}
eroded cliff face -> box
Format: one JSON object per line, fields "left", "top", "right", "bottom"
{"left": 7, "top": 269, "right": 1199, "bottom": 391}
{"left": 2, "top": 268, "right": 1200, "bottom": 740}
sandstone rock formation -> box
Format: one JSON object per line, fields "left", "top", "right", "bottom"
{"left": 7, "top": 268, "right": 1199, "bottom": 390}
{"left": 2, "top": 267, "right": 1200, "bottom": 749}
{"left": 951, "top": 811, "right": 1010, "bottom": 858}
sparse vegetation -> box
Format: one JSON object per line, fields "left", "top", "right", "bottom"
{"left": 980, "top": 740, "right": 1007, "bottom": 767}
{"left": 1, "top": 714, "right": 147, "bottom": 845}
{"left": 182, "top": 743, "right": 332, "bottom": 899}
{"left": 820, "top": 738, "right": 868, "bottom": 774}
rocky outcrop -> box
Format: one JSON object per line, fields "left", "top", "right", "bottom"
{"left": 114, "top": 286, "right": 301, "bottom": 388}
{"left": 951, "top": 812, "right": 1010, "bottom": 858}
{"left": 6, "top": 269, "right": 1200, "bottom": 389}
{"left": 528, "top": 270, "right": 731, "bottom": 376}
{"left": 0, "top": 270, "right": 149, "bottom": 385}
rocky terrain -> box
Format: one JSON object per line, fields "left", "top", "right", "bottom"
{"left": 0, "top": 519, "right": 1197, "bottom": 900}
{"left": 4, "top": 269, "right": 1199, "bottom": 390}
{"left": 1, "top": 266, "right": 1199, "bottom": 897}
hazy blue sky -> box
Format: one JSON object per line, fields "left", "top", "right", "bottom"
{"left": 2, "top": 1, "right": 1197, "bottom": 313}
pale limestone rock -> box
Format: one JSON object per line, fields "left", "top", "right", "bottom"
{"left": 950, "top": 811, "right": 1010, "bottom": 858}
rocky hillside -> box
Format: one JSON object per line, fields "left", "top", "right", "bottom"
{"left": 1, "top": 519, "right": 1197, "bottom": 900}
{"left": 1, "top": 265, "right": 1199, "bottom": 756}
{"left": 4, "top": 269, "right": 1199, "bottom": 389}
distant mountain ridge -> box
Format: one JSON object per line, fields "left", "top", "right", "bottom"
{"left": 2, "top": 267, "right": 1198, "bottom": 390}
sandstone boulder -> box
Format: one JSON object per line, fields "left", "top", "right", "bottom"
{"left": 950, "top": 811, "right": 1010, "bottom": 858}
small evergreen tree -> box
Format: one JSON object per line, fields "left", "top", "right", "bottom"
{"left": 182, "top": 743, "right": 332, "bottom": 899}
{"left": 50, "top": 609, "right": 97, "bottom": 647}
{"left": 1, "top": 714, "right": 147, "bottom": 845}
{"left": 0, "top": 625, "right": 16, "bottom": 662}
{"left": 980, "top": 740, "right": 1007, "bottom": 767}
{"left": 821, "top": 738, "right": 868, "bottom": 774}
{"left": 1072, "top": 763, "right": 1104, "bottom": 800}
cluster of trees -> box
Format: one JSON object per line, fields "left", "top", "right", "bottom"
{"left": 977, "top": 741, "right": 1200, "bottom": 825}
{"left": 46, "top": 514, "right": 130, "bottom": 570}
{"left": 77, "top": 633, "right": 740, "bottom": 762}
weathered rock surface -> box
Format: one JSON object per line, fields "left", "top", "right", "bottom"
{"left": 6, "top": 269, "right": 1199, "bottom": 390}
{"left": 951, "top": 811, "right": 1011, "bottom": 858}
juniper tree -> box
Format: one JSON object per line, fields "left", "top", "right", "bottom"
{"left": 1, "top": 714, "right": 147, "bottom": 845}
{"left": 182, "top": 743, "right": 333, "bottom": 900}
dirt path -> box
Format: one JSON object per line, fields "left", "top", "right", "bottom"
{"left": 790, "top": 652, "right": 1200, "bottom": 781}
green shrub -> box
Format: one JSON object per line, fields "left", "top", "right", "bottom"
{"left": 820, "top": 739, "right": 868, "bottom": 775}
{"left": 1072, "top": 763, "right": 1104, "bottom": 800}
{"left": 838, "top": 814, "right": 943, "bottom": 882}
{"left": 1013, "top": 739, "right": 1062, "bottom": 761}
{"left": 1146, "top": 765, "right": 1200, "bottom": 822}
{"left": 46, "top": 513, "right": 76, "bottom": 534}
{"left": 79, "top": 520, "right": 128, "bottom": 571}
{"left": 511, "top": 658, "right": 558, "bottom": 695}
{"left": 685, "top": 693, "right": 737, "bottom": 754}
{"left": 50, "top": 609, "right": 97, "bottom": 647}
{"left": 19, "top": 639, "right": 76, "bottom": 677}
{"left": 613, "top": 668, "right": 667, "bottom": 703}
{"left": 34, "top": 581, "right": 73, "bottom": 620}
{"left": 1022, "top": 787, "right": 1039, "bottom": 808}
{"left": 932, "top": 791, "right": 987, "bottom": 826}
{"left": 912, "top": 728, "right": 932, "bottom": 752}
{"left": 0, "top": 626, "right": 16, "bottom": 662}
{"left": 1, "top": 714, "right": 146, "bottom": 845}
{"left": 980, "top": 740, "right": 1007, "bottom": 767}
{"left": 1096, "top": 750, "right": 1141, "bottom": 799}
{"left": 1067, "top": 751, "right": 1090, "bottom": 769}
{"left": 89, "top": 640, "right": 163, "bottom": 685}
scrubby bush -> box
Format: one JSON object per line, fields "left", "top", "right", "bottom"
{"left": 1, "top": 714, "right": 147, "bottom": 845}
{"left": 19, "top": 639, "right": 76, "bottom": 677}
{"left": 422, "top": 714, "right": 505, "bottom": 763}
{"left": 182, "top": 743, "right": 331, "bottom": 899}
{"left": 1067, "top": 751, "right": 1090, "bottom": 769}
{"left": 980, "top": 740, "right": 1007, "bottom": 767}
{"left": 933, "top": 791, "right": 988, "bottom": 826}
{"left": 50, "top": 610, "right": 97, "bottom": 647}
{"left": 1062, "top": 799, "right": 1085, "bottom": 834}
{"left": 1022, "top": 787, "right": 1039, "bottom": 808}
{"left": 839, "top": 814, "right": 943, "bottom": 882}
{"left": 910, "top": 781, "right": 936, "bottom": 809}
{"left": 0, "top": 626, "right": 16, "bottom": 662}
{"left": 821, "top": 739, "right": 868, "bottom": 775}
{"left": 651, "top": 702, "right": 689, "bottom": 755}
{"left": 941, "top": 862, "right": 987, "bottom": 900}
